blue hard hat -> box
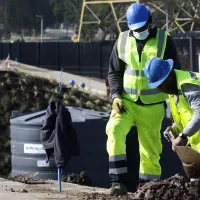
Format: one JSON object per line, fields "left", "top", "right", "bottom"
{"left": 144, "top": 57, "right": 173, "bottom": 88}
{"left": 79, "top": 82, "right": 85, "bottom": 88}
{"left": 69, "top": 80, "right": 75, "bottom": 85}
{"left": 127, "top": 3, "right": 150, "bottom": 30}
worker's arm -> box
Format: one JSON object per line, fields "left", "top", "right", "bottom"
{"left": 108, "top": 39, "right": 125, "bottom": 100}
{"left": 163, "top": 35, "right": 181, "bottom": 70}
{"left": 181, "top": 83, "right": 200, "bottom": 136}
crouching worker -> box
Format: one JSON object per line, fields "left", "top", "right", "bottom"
{"left": 144, "top": 57, "right": 200, "bottom": 181}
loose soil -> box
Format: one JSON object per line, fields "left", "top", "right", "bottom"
{"left": 62, "top": 171, "right": 93, "bottom": 186}
{"left": 133, "top": 174, "right": 200, "bottom": 200}
{"left": 2, "top": 173, "right": 200, "bottom": 200}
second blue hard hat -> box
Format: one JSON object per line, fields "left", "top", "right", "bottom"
{"left": 144, "top": 57, "right": 173, "bottom": 88}
{"left": 79, "top": 82, "right": 85, "bottom": 88}
{"left": 126, "top": 3, "right": 150, "bottom": 30}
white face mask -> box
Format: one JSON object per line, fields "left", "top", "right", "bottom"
{"left": 133, "top": 28, "right": 149, "bottom": 40}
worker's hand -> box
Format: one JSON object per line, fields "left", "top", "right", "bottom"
{"left": 112, "top": 97, "right": 126, "bottom": 114}
{"left": 171, "top": 137, "right": 185, "bottom": 152}
{"left": 163, "top": 126, "right": 176, "bottom": 142}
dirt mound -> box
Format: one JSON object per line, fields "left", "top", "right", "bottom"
{"left": 84, "top": 174, "right": 200, "bottom": 200}
{"left": 2, "top": 174, "right": 200, "bottom": 199}
{"left": 62, "top": 171, "right": 92, "bottom": 186}
{"left": 132, "top": 174, "right": 200, "bottom": 200}
{"left": 12, "top": 172, "right": 39, "bottom": 183}
{"left": 82, "top": 192, "right": 131, "bottom": 200}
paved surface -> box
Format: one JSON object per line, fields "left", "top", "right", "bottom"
{"left": 0, "top": 60, "right": 107, "bottom": 96}
{"left": 0, "top": 178, "right": 109, "bottom": 200}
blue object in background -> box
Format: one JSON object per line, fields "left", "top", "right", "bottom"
{"left": 69, "top": 80, "right": 75, "bottom": 85}
{"left": 58, "top": 168, "right": 62, "bottom": 192}
{"left": 59, "top": 68, "right": 63, "bottom": 92}
{"left": 79, "top": 82, "right": 85, "bottom": 88}
{"left": 14, "top": 57, "right": 18, "bottom": 70}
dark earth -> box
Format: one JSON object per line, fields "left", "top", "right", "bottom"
{"left": 8, "top": 172, "right": 200, "bottom": 200}
{"left": 62, "top": 171, "right": 93, "bottom": 186}
{"left": 82, "top": 174, "right": 200, "bottom": 200}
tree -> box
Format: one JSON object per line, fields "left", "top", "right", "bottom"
{"left": 50, "top": 0, "right": 82, "bottom": 25}
{"left": 0, "top": 0, "right": 55, "bottom": 38}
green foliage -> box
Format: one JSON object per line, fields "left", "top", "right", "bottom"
{"left": 0, "top": 0, "right": 55, "bottom": 37}
{"left": 50, "top": 0, "right": 82, "bottom": 24}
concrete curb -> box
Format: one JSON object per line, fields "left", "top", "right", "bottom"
{"left": 0, "top": 60, "right": 108, "bottom": 97}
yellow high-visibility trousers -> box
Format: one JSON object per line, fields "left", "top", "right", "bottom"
{"left": 106, "top": 98, "right": 164, "bottom": 183}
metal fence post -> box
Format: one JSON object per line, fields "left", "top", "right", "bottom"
{"left": 189, "top": 36, "right": 198, "bottom": 72}
{"left": 36, "top": 42, "right": 40, "bottom": 67}
{"left": 18, "top": 42, "right": 21, "bottom": 62}
{"left": 56, "top": 42, "right": 60, "bottom": 70}
{"left": 0, "top": 43, "right": 2, "bottom": 60}
{"left": 9, "top": 42, "right": 12, "bottom": 59}
{"left": 77, "top": 43, "right": 80, "bottom": 75}
{"left": 99, "top": 42, "right": 102, "bottom": 79}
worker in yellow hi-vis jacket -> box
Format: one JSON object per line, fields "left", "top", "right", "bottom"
{"left": 144, "top": 57, "right": 200, "bottom": 181}
{"left": 106, "top": 3, "right": 181, "bottom": 195}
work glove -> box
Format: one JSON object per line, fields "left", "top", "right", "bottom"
{"left": 163, "top": 125, "right": 180, "bottom": 142}
{"left": 112, "top": 97, "right": 126, "bottom": 114}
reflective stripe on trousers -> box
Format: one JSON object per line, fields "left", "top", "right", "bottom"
{"left": 139, "top": 173, "right": 160, "bottom": 181}
{"left": 109, "top": 155, "right": 128, "bottom": 184}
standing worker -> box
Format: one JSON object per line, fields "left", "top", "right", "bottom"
{"left": 144, "top": 57, "right": 200, "bottom": 153}
{"left": 106, "top": 3, "right": 180, "bottom": 195}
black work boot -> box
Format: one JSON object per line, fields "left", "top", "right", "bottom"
{"left": 109, "top": 183, "right": 128, "bottom": 196}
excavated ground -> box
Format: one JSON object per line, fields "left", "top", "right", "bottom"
{"left": 1, "top": 173, "right": 199, "bottom": 200}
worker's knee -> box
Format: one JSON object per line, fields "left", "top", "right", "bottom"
{"left": 106, "top": 119, "right": 124, "bottom": 138}
{"left": 106, "top": 129, "right": 126, "bottom": 155}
